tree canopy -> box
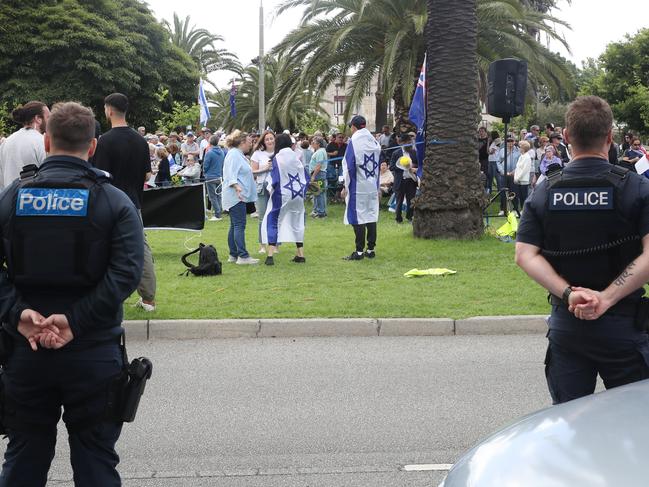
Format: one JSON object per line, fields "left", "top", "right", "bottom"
{"left": 273, "top": 0, "right": 573, "bottom": 125}
{"left": 163, "top": 13, "right": 242, "bottom": 88}
{"left": 208, "top": 58, "right": 327, "bottom": 132}
{"left": 0, "top": 0, "right": 199, "bottom": 128}
{"left": 579, "top": 28, "right": 649, "bottom": 135}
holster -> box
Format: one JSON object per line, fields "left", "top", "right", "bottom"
{"left": 635, "top": 297, "right": 649, "bottom": 332}
{"left": 107, "top": 335, "right": 153, "bottom": 423}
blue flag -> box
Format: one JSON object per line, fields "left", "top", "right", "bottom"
{"left": 198, "top": 79, "right": 211, "bottom": 126}
{"left": 408, "top": 55, "right": 426, "bottom": 178}
{"left": 229, "top": 82, "right": 237, "bottom": 118}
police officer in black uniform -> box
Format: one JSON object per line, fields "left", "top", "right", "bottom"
{"left": 516, "top": 96, "right": 649, "bottom": 405}
{"left": 0, "top": 102, "right": 144, "bottom": 485}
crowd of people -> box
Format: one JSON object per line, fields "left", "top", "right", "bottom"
{"left": 478, "top": 122, "right": 648, "bottom": 215}
{"left": 0, "top": 98, "right": 390, "bottom": 274}
{"left": 3, "top": 96, "right": 647, "bottom": 277}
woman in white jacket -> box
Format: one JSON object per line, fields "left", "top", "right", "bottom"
{"left": 513, "top": 140, "right": 532, "bottom": 209}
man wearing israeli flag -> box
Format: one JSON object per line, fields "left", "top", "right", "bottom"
{"left": 260, "top": 134, "right": 309, "bottom": 265}
{"left": 342, "top": 115, "right": 381, "bottom": 260}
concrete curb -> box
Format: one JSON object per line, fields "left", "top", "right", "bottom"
{"left": 123, "top": 315, "right": 548, "bottom": 341}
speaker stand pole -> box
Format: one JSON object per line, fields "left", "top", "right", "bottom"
{"left": 503, "top": 117, "right": 509, "bottom": 216}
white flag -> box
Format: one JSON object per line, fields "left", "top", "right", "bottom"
{"left": 198, "top": 79, "right": 211, "bottom": 126}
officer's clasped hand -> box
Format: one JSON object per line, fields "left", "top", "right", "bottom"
{"left": 567, "top": 287, "right": 613, "bottom": 321}
{"left": 17, "top": 310, "right": 74, "bottom": 351}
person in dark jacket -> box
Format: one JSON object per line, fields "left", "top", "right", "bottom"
{"left": 155, "top": 146, "right": 172, "bottom": 186}
{"left": 389, "top": 133, "right": 419, "bottom": 223}
{"left": 0, "top": 102, "right": 144, "bottom": 486}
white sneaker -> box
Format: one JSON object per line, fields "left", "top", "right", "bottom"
{"left": 250, "top": 212, "right": 259, "bottom": 218}
{"left": 228, "top": 255, "right": 237, "bottom": 263}
{"left": 209, "top": 216, "right": 222, "bottom": 221}
{"left": 236, "top": 256, "right": 259, "bottom": 265}
{"left": 497, "top": 210, "right": 505, "bottom": 216}
{"left": 134, "top": 298, "right": 155, "bottom": 312}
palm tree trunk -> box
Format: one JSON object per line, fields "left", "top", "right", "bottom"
{"left": 413, "top": 0, "right": 485, "bottom": 239}
{"left": 374, "top": 69, "right": 388, "bottom": 132}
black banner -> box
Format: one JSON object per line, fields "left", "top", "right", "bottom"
{"left": 141, "top": 184, "right": 205, "bottom": 231}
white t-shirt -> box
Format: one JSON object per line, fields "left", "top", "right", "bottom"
{"left": 199, "top": 139, "right": 210, "bottom": 160}
{"left": 0, "top": 128, "right": 46, "bottom": 189}
{"left": 251, "top": 149, "right": 273, "bottom": 188}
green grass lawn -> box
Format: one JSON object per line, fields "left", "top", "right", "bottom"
{"left": 125, "top": 203, "right": 549, "bottom": 320}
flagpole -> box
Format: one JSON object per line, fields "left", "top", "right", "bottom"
{"left": 258, "top": 0, "right": 266, "bottom": 132}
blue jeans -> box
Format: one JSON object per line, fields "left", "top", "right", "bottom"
{"left": 0, "top": 342, "right": 124, "bottom": 486}
{"left": 312, "top": 178, "right": 327, "bottom": 216}
{"left": 205, "top": 179, "right": 222, "bottom": 218}
{"left": 228, "top": 201, "right": 249, "bottom": 258}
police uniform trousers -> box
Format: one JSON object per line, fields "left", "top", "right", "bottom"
{"left": 545, "top": 306, "right": 649, "bottom": 405}
{"left": 0, "top": 341, "right": 124, "bottom": 487}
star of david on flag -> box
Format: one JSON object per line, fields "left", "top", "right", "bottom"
{"left": 360, "top": 153, "right": 378, "bottom": 178}
{"left": 283, "top": 172, "right": 306, "bottom": 199}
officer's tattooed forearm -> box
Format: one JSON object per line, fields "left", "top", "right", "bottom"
{"left": 614, "top": 261, "right": 637, "bottom": 287}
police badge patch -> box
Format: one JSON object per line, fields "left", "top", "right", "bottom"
{"left": 16, "top": 188, "right": 89, "bottom": 217}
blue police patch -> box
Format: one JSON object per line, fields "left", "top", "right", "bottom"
{"left": 16, "top": 188, "right": 89, "bottom": 217}
{"left": 549, "top": 187, "right": 614, "bottom": 211}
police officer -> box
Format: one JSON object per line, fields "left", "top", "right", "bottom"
{"left": 516, "top": 96, "right": 649, "bottom": 405}
{"left": 0, "top": 102, "right": 144, "bottom": 485}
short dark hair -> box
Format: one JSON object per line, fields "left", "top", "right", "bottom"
{"left": 209, "top": 135, "right": 220, "bottom": 146}
{"left": 12, "top": 101, "right": 47, "bottom": 126}
{"left": 104, "top": 93, "right": 129, "bottom": 114}
{"left": 565, "top": 96, "right": 612, "bottom": 151}
{"left": 47, "top": 102, "right": 96, "bottom": 152}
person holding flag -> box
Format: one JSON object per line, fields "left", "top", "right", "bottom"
{"left": 409, "top": 55, "right": 426, "bottom": 179}
{"left": 260, "top": 134, "right": 309, "bottom": 266}
{"left": 342, "top": 115, "right": 382, "bottom": 261}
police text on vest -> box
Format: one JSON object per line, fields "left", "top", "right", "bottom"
{"left": 16, "top": 188, "right": 89, "bottom": 217}
{"left": 549, "top": 187, "right": 614, "bottom": 211}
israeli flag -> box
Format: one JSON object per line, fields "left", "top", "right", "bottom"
{"left": 409, "top": 54, "right": 426, "bottom": 178}
{"left": 343, "top": 128, "right": 381, "bottom": 225}
{"left": 198, "top": 79, "right": 211, "bottom": 126}
{"left": 261, "top": 148, "right": 309, "bottom": 244}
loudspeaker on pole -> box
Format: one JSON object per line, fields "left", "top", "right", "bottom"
{"left": 487, "top": 59, "right": 528, "bottom": 123}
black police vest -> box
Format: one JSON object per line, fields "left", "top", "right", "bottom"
{"left": 3, "top": 165, "right": 112, "bottom": 290}
{"left": 542, "top": 166, "right": 642, "bottom": 290}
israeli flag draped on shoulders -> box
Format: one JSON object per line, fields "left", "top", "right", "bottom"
{"left": 261, "top": 148, "right": 309, "bottom": 244}
{"left": 343, "top": 128, "right": 381, "bottom": 225}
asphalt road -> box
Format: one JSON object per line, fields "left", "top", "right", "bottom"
{"left": 29, "top": 335, "right": 553, "bottom": 486}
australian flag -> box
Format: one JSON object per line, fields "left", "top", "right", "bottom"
{"left": 229, "top": 82, "right": 237, "bottom": 118}
{"left": 408, "top": 55, "right": 426, "bottom": 178}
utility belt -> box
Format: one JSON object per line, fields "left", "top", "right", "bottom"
{"left": 0, "top": 331, "right": 152, "bottom": 435}
{"left": 549, "top": 294, "right": 649, "bottom": 332}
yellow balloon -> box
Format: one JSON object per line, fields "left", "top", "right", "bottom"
{"left": 399, "top": 156, "right": 411, "bottom": 167}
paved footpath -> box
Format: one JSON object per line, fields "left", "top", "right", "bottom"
{"left": 38, "top": 334, "right": 554, "bottom": 486}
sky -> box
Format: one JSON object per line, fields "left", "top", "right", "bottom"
{"left": 145, "top": 0, "right": 647, "bottom": 89}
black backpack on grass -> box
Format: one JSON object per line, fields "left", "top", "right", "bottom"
{"left": 180, "top": 243, "right": 222, "bottom": 276}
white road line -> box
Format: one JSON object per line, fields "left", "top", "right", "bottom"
{"left": 402, "top": 464, "right": 454, "bottom": 472}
